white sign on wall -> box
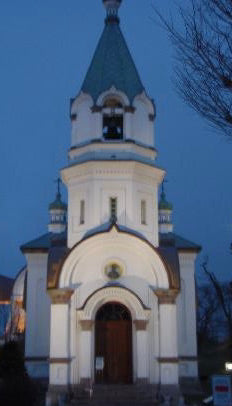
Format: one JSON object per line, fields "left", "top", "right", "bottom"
{"left": 95, "top": 357, "right": 104, "bottom": 371}
{"left": 212, "top": 375, "right": 232, "bottom": 406}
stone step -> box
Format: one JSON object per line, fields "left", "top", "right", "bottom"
{"left": 72, "top": 403, "right": 155, "bottom": 406}
{"left": 70, "top": 401, "right": 156, "bottom": 406}
{"left": 70, "top": 384, "right": 158, "bottom": 406}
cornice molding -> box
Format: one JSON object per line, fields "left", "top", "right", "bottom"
{"left": 179, "top": 356, "right": 198, "bottom": 361}
{"left": 158, "top": 357, "right": 179, "bottom": 364}
{"left": 48, "top": 288, "right": 74, "bottom": 304}
{"left": 134, "top": 320, "right": 148, "bottom": 331}
{"left": 79, "top": 320, "right": 94, "bottom": 331}
{"left": 62, "top": 160, "right": 165, "bottom": 185}
{"left": 49, "top": 358, "right": 72, "bottom": 364}
{"left": 154, "top": 289, "right": 179, "bottom": 304}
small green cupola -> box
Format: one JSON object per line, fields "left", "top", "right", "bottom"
{"left": 48, "top": 179, "right": 67, "bottom": 233}
{"left": 159, "top": 183, "right": 173, "bottom": 234}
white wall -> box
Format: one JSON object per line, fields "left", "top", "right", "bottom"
{"left": 56, "top": 231, "right": 171, "bottom": 384}
{"left": 70, "top": 90, "right": 155, "bottom": 149}
{"left": 62, "top": 161, "right": 164, "bottom": 249}
{"left": 177, "top": 252, "right": 198, "bottom": 378}
{"left": 71, "top": 93, "right": 95, "bottom": 145}
{"left": 132, "top": 94, "right": 154, "bottom": 147}
{"left": 25, "top": 253, "right": 51, "bottom": 358}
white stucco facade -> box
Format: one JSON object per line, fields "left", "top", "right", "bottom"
{"left": 20, "top": 0, "right": 201, "bottom": 398}
{"left": 22, "top": 226, "right": 199, "bottom": 388}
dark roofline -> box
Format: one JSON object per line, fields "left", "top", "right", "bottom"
{"left": 21, "top": 248, "right": 49, "bottom": 254}
{"left": 159, "top": 232, "right": 201, "bottom": 253}
{"left": 177, "top": 247, "right": 202, "bottom": 253}
{"left": 20, "top": 232, "right": 67, "bottom": 254}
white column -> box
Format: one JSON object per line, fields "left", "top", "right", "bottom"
{"left": 159, "top": 304, "right": 178, "bottom": 359}
{"left": 135, "top": 320, "right": 148, "bottom": 383}
{"left": 124, "top": 109, "right": 135, "bottom": 139}
{"left": 155, "top": 290, "right": 179, "bottom": 386}
{"left": 48, "top": 289, "right": 73, "bottom": 388}
{"left": 94, "top": 110, "right": 102, "bottom": 138}
{"left": 79, "top": 320, "right": 94, "bottom": 385}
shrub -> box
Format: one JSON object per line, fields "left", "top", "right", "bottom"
{"left": 0, "top": 341, "right": 37, "bottom": 406}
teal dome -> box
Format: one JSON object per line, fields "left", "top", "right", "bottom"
{"left": 159, "top": 191, "right": 173, "bottom": 211}
{"left": 49, "top": 192, "right": 67, "bottom": 211}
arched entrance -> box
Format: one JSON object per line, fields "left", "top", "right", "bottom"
{"left": 95, "top": 302, "right": 133, "bottom": 384}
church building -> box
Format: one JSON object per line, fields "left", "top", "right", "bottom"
{"left": 19, "top": 0, "right": 201, "bottom": 401}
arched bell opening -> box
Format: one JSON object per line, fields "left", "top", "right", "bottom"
{"left": 95, "top": 302, "right": 133, "bottom": 384}
{"left": 102, "top": 98, "right": 124, "bottom": 140}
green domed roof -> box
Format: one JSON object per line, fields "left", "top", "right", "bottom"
{"left": 159, "top": 191, "right": 173, "bottom": 211}
{"left": 49, "top": 192, "right": 67, "bottom": 211}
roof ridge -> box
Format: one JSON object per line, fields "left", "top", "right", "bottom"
{"left": 117, "top": 24, "right": 143, "bottom": 91}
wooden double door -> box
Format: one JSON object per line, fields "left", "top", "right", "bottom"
{"left": 95, "top": 303, "right": 133, "bottom": 384}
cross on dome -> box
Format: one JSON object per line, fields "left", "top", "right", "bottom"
{"left": 55, "top": 177, "right": 62, "bottom": 200}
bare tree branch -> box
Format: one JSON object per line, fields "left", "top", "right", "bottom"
{"left": 202, "top": 257, "right": 232, "bottom": 338}
{"left": 153, "top": 0, "right": 232, "bottom": 137}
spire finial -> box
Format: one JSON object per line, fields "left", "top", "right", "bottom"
{"left": 103, "top": 0, "right": 122, "bottom": 23}
{"left": 159, "top": 179, "right": 173, "bottom": 234}
{"left": 161, "top": 179, "right": 168, "bottom": 200}
{"left": 55, "top": 178, "right": 62, "bottom": 200}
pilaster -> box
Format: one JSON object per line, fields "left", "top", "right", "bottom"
{"left": 134, "top": 319, "right": 149, "bottom": 383}
{"left": 79, "top": 319, "right": 94, "bottom": 384}
{"left": 155, "top": 289, "right": 179, "bottom": 386}
{"left": 48, "top": 289, "right": 74, "bottom": 388}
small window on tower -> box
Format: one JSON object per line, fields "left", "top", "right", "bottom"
{"left": 110, "top": 197, "right": 117, "bottom": 219}
{"left": 141, "top": 200, "right": 147, "bottom": 225}
{"left": 80, "top": 200, "right": 85, "bottom": 225}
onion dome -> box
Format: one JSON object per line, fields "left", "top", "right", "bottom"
{"left": 48, "top": 180, "right": 67, "bottom": 233}
{"left": 159, "top": 185, "right": 173, "bottom": 234}
{"left": 158, "top": 190, "right": 173, "bottom": 211}
{"left": 49, "top": 191, "right": 67, "bottom": 211}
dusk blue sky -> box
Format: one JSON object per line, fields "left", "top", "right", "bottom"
{"left": 1, "top": 0, "right": 231, "bottom": 281}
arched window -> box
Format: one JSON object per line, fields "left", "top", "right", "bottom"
{"left": 102, "top": 98, "right": 123, "bottom": 140}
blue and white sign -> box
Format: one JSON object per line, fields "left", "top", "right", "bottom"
{"left": 212, "top": 375, "right": 232, "bottom": 406}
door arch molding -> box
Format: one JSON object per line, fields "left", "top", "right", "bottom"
{"left": 77, "top": 286, "right": 150, "bottom": 323}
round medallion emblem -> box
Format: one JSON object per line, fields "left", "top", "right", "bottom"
{"left": 104, "top": 263, "right": 122, "bottom": 280}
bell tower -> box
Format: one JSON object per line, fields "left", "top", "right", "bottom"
{"left": 62, "top": 0, "right": 165, "bottom": 248}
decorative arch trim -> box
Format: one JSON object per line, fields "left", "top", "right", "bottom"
{"left": 96, "top": 86, "right": 130, "bottom": 107}
{"left": 56, "top": 222, "right": 180, "bottom": 291}
{"left": 71, "top": 91, "right": 94, "bottom": 113}
{"left": 77, "top": 286, "right": 150, "bottom": 322}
